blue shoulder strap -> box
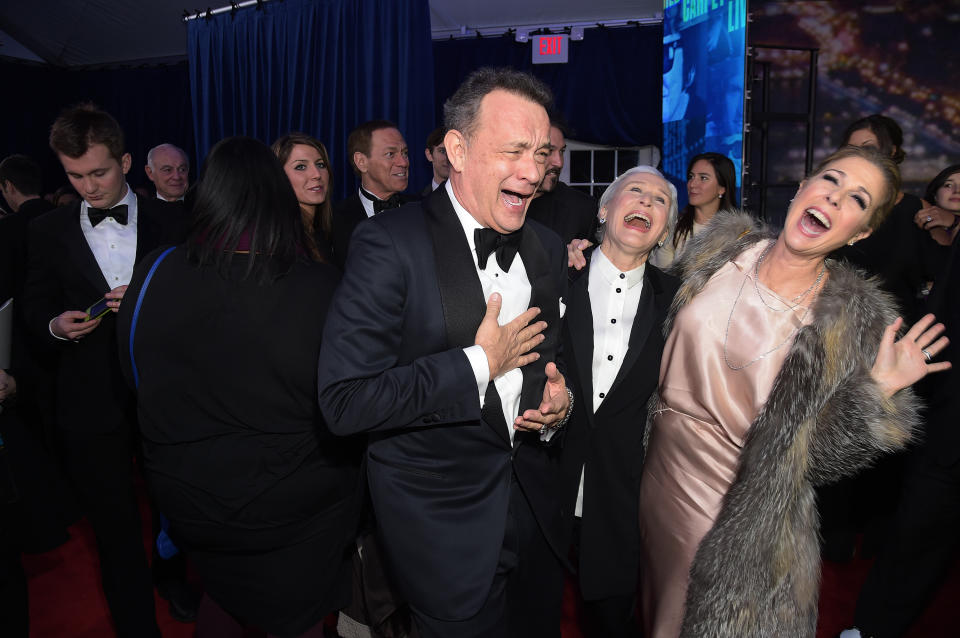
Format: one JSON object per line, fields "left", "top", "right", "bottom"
{"left": 129, "top": 246, "right": 176, "bottom": 389}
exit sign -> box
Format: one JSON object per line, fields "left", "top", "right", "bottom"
{"left": 532, "top": 34, "right": 569, "bottom": 64}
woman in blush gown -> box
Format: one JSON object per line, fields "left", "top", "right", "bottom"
{"left": 638, "top": 145, "right": 951, "bottom": 638}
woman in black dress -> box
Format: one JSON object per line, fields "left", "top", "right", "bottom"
{"left": 117, "top": 136, "right": 360, "bottom": 638}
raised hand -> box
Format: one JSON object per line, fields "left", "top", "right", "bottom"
{"left": 474, "top": 293, "right": 546, "bottom": 381}
{"left": 514, "top": 362, "right": 570, "bottom": 432}
{"left": 567, "top": 238, "right": 593, "bottom": 270}
{"left": 871, "top": 314, "right": 951, "bottom": 398}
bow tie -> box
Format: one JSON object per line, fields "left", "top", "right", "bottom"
{"left": 360, "top": 188, "right": 402, "bottom": 214}
{"left": 88, "top": 204, "right": 128, "bottom": 227}
{"left": 474, "top": 227, "right": 523, "bottom": 271}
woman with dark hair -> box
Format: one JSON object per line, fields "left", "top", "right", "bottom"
{"left": 638, "top": 145, "right": 949, "bottom": 637}
{"left": 272, "top": 132, "right": 334, "bottom": 263}
{"left": 834, "top": 114, "right": 947, "bottom": 321}
{"left": 651, "top": 152, "right": 737, "bottom": 269}
{"left": 914, "top": 163, "right": 960, "bottom": 246}
{"left": 116, "top": 136, "right": 360, "bottom": 638}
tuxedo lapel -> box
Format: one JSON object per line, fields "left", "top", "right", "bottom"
{"left": 423, "top": 189, "right": 511, "bottom": 445}
{"left": 565, "top": 270, "right": 596, "bottom": 427}
{"left": 61, "top": 202, "right": 110, "bottom": 293}
{"left": 517, "top": 224, "right": 560, "bottom": 422}
{"left": 135, "top": 196, "right": 155, "bottom": 262}
{"left": 608, "top": 268, "right": 657, "bottom": 396}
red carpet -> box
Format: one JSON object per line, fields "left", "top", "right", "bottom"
{"left": 23, "top": 515, "right": 959, "bottom": 637}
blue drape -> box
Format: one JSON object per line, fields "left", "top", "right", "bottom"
{"left": 433, "top": 26, "right": 662, "bottom": 148}
{"left": 187, "top": 0, "right": 435, "bottom": 200}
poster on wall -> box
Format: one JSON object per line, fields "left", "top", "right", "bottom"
{"left": 662, "top": 0, "right": 747, "bottom": 207}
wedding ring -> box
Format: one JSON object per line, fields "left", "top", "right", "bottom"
{"left": 922, "top": 349, "right": 932, "bottom": 362}
{"left": 926, "top": 215, "right": 933, "bottom": 223}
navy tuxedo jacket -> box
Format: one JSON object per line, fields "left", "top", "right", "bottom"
{"left": 21, "top": 196, "right": 187, "bottom": 434}
{"left": 557, "top": 249, "right": 680, "bottom": 600}
{"left": 318, "top": 186, "right": 568, "bottom": 621}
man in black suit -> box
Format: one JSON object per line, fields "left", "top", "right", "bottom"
{"left": 331, "top": 120, "right": 411, "bottom": 266}
{"left": 21, "top": 104, "right": 187, "bottom": 637}
{"left": 0, "top": 155, "right": 55, "bottom": 304}
{"left": 318, "top": 68, "right": 572, "bottom": 638}
{"left": 526, "top": 120, "right": 598, "bottom": 246}
{"left": 557, "top": 166, "right": 681, "bottom": 637}
{"left": 144, "top": 143, "right": 190, "bottom": 203}
{"left": 420, "top": 126, "right": 450, "bottom": 196}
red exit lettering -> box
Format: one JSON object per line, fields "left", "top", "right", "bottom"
{"left": 539, "top": 36, "right": 562, "bottom": 55}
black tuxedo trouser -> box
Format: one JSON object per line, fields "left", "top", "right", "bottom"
{"left": 569, "top": 519, "right": 643, "bottom": 638}
{"left": 411, "top": 475, "right": 564, "bottom": 638}
{"left": 61, "top": 427, "right": 160, "bottom": 638}
{"left": 854, "top": 448, "right": 960, "bottom": 638}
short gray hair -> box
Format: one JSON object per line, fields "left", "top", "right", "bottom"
{"left": 443, "top": 67, "right": 553, "bottom": 141}
{"left": 596, "top": 165, "right": 679, "bottom": 250}
{"left": 146, "top": 143, "right": 189, "bottom": 170}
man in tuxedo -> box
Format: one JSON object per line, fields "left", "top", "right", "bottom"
{"left": 0, "top": 155, "right": 55, "bottom": 304}
{"left": 420, "top": 126, "right": 450, "bottom": 196}
{"left": 144, "top": 143, "right": 190, "bottom": 202}
{"left": 21, "top": 104, "right": 187, "bottom": 637}
{"left": 526, "top": 121, "right": 598, "bottom": 246}
{"left": 557, "top": 168, "right": 681, "bottom": 637}
{"left": 331, "top": 120, "right": 411, "bottom": 266}
{"left": 318, "top": 68, "right": 572, "bottom": 638}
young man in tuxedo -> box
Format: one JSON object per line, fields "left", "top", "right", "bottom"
{"left": 331, "top": 119, "right": 411, "bottom": 266}
{"left": 319, "top": 68, "right": 572, "bottom": 638}
{"left": 21, "top": 104, "right": 188, "bottom": 636}
{"left": 525, "top": 120, "right": 598, "bottom": 246}
{"left": 421, "top": 126, "right": 450, "bottom": 196}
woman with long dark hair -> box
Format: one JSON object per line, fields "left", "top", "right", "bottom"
{"left": 915, "top": 163, "right": 960, "bottom": 246}
{"left": 272, "top": 132, "right": 335, "bottom": 263}
{"left": 116, "top": 137, "right": 360, "bottom": 638}
{"left": 651, "top": 152, "right": 737, "bottom": 269}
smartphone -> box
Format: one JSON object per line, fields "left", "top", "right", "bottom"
{"left": 85, "top": 296, "right": 112, "bottom": 321}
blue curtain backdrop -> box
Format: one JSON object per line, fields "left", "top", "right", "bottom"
{"left": 433, "top": 26, "right": 662, "bottom": 149}
{"left": 187, "top": 0, "right": 435, "bottom": 200}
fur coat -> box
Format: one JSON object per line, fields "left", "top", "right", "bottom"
{"left": 661, "top": 211, "right": 923, "bottom": 638}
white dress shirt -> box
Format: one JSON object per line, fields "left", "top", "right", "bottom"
{"left": 81, "top": 184, "right": 139, "bottom": 288}
{"left": 448, "top": 181, "right": 530, "bottom": 444}
{"left": 358, "top": 187, "right": 377, "bottom": 218}
{"left": 575, "top": 247, "right": 645, "bottom": 516}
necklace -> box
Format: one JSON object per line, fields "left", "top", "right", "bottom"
{"left": 722, "top": 243, "right": 825, "bottom": 370}
{"left": 752, "top": 241, "right": 826, "bottom": 312}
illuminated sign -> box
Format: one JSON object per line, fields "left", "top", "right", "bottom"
{"left": 532, "top": 34, "right": 569, "bottom": 64}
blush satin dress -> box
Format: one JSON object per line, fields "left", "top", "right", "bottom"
{"left": 638, "top": 241, "right": 815, "bottom": 638}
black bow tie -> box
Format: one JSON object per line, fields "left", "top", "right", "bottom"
{"left": 88, "top": 204, "right": 128, "bottom": 227}
{"left": 360, "top": 188, "right": 402, "bottom": 214}
{"left": 474, "top": 227, "right": 523, "bottom": 271}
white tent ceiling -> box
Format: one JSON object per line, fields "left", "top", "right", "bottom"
{"left": 0, "top": 0, "right": 662, "bottom": 67}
